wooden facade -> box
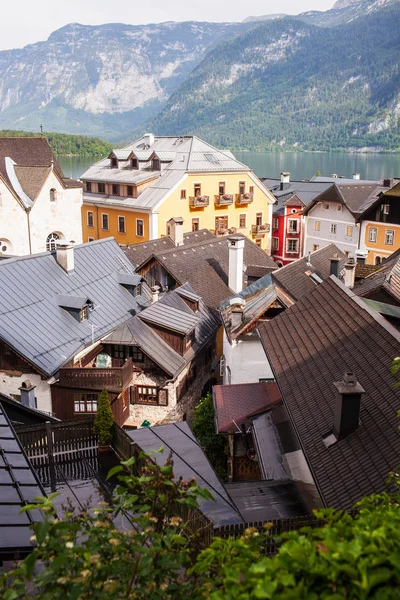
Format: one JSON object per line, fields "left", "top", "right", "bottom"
{"left": 51, "top": 385, "right": 129, "bottom": 426}
{"left": 0, "top": 339, "right": 40, "bottom": 375}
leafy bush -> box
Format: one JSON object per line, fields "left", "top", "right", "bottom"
{"left": 93, "top": 389, "right": 114, "bottom": 445}
{"left": 191, "top": 393, "right": 228, "bottom": 479}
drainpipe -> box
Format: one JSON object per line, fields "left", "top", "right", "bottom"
{"left": 96, "top": 205, "right": 100, "bottom": 239}
{"left": 27, "top": 209, "right": 32, "bottom": 254}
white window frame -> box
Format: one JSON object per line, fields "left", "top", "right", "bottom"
{"left": 118, "top": 215, "right": 126, "bottom": 234}
{"left": 336, "top": 204, "right": 342, "bottom": 212}
{"left": 345, "top": 225, "right": 353, "bottom": 237}
{"left": 314, "top": 220, "right": 321, "bottom": 232}
{"left": 192, "top": 218, "right": 200, "bottom": 232}
{"left": 382, "top": 204, "right": 390, "bottom": 215}
{"left": 330, "top": 223, "right": 337, "bottom": 234}
{"left": 312, "top": 244, "right": 320, "bottom": 252}
{"left": 239, "top": 213, "right": 247, "bottom": 229}
{"left": 101, "top": 213, "right": 109, "bottom": 231}
{"left": 273, "top": 217, "right": 279, "bottom": 230}
{"left": 368, "top": 227, "right": 378, "bottom": 243}
{"left": 385, "top": 229, "right": 394, "bottom": 246}
{"left": 323, "top": 203, "right": 330, "bottom": 210}
{"left": 87, "top": 211, "right": 94, "bottom": 228}
{"left": 287, "top": 219, "right": 298, "bottom": 234}
{"left": 286, "top": 238, "right": 299, "bottom": 254}
{"left": 136, "top": 218, "right": 144, "bottom": 238}
{"left": 272, "top": 237, "right": 279, "bottom": 251}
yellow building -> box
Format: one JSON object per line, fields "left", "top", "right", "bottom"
{"left": 80, "top": 134, "right": 275, "bottom": 250}
{"left": 359, "top": 181, "right": 400, "bottom": 265}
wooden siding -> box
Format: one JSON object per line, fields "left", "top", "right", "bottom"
{"left": 146, "top": 322, "right": 185, "bottom": 354}
{"left": 51, "top": 386, "right": 129, "bottom": 427}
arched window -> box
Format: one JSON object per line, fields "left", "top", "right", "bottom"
{"left": 50, "top": 188, "right": 57, "bottom": 202}
{"left": 0, "top": 239, "right": 11, "bottom": 254}
{"left": 46, "top": 232, "right": 61, "bottom": 251}
{"left": 375, "top": 256, "right": 382, "bottom": 266}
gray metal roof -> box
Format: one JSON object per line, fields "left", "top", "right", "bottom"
{"left": 176, "top": 288, "right": 201, "bottom": 302}
{"left": 117, "top": 272, "right": 142, "bottom": 287}
{"left": 128, "top": 422, "right": 243, "bottom": 527}
{"left": 57, "top": 294, "right": 90, "bottom": 310}
{"left": 263, "top": 178, "right": 333, "bottom": 206}
{"left": 110, "top": 149, "right": 133, "bottom": 161}
{"left": 0, "top": 238, "right": 150, "bottom": 376}
{"left": 139, "top": 303, "right": 200, "bottom": 334}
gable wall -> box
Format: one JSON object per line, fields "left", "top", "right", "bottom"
{"left": 0, "top": 181, "right": 30, "bottom": 255}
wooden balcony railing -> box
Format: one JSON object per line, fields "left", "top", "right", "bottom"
{"left": 236, "top": 193, "right": 254, "bottom": 205}
{"left": 58, "top": 358, "right": 133, "bottom": 392}
{"left": 215, "top": 194, "right": 234, "bottom": 205}
{"left": 251, "top": 223, "right": 270, "bottom": 235}
{"left": 189, "top": 195, "right": 209, "bottom": 208}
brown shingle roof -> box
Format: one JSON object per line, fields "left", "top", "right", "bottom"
{"left": 258, "top": 276, "right": 400, "bottom": 510}
{"left": 303, "top": 183, "right": 380, "bottom": 216}
{"left": 213, "top": 382, "right": 281, "bottom": 434}
{"left": 14, "top": 165, "right": 51, "bottom": 200}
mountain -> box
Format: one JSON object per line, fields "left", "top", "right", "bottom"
{"left": 0, "top": 21, "right": 251, "bottom": 141}
{"left": 298, "top": 0, "right": 399, "bottom": 26}
{"left": 148, "top": 4, "right": 400, "bottom": 151}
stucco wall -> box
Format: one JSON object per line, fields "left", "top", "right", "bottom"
{"left": 305, "top": 202, "right": 358, "bottom": 256}
{"left": 0, "top": 184, "right": 30, "bottom": 255}
{"left": 0, "top": 370, "right": 53, "bottom": 414}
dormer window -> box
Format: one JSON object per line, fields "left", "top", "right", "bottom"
{"left": 86, "top": 182, "right": 92, "bottom": 192}
{"left": 111, "top": 157, "right": 118, "bottom": 168}
{"left": 80, "top": 306, "right": 89, "bottom": 322}
{"left": 131, "top": 158, "right": 138, "bottom": 169}
{"left": 152, "top": 158, "right": 160, "bottom": 171}
{"left": 50, "top": 188, "right": 57, "bottom": 202}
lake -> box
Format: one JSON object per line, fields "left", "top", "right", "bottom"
{"left": 58, "top": 151, "right": 400, "bottom": 182}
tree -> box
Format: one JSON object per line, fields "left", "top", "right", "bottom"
{"left": 93, "top": 389, "right": 114, "bottom": 446}
{"left": 191, "top": 393, "right": 228, "bottom": 479}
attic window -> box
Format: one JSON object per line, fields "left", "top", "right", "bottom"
{"left": 204, "top": 153, "right": 219, "bottom": 164}
{"left": 152, "top": 158, "right": 160, "bottom": 171}
{"left": 111, "top": 157, "right": 118, "bottom": 168}
{"left": 131, "top": 158, "right": 138, "bottom": 169}
{"left": 50, "top": 188, "right": 57, "bottom": 202}
{"left": 80, "top": 306, "right": 89, "bottom": 322}
{"left": 323, "top": 203, "right": 330, "bottom": 210}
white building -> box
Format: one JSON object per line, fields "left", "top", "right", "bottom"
{"left": 0, "top": 137, "right": 83, "bottom": 256}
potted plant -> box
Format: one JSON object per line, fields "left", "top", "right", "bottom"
{"left": 93, "top": 389, "right": 114, "bottom": 452}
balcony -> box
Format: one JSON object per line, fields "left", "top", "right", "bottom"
{"left": 215, "top": 194, "right": 234, "bottom": 206}
{"left": 189, "top": 195, "right": 209, "bottom": 208}
{"left": 58, "top": 358, "right": 133, "bottom": 392}
{"left": 236, "top": 193, "right": 254, "bottom": 205}
{"left": 251, "top": 223, "right": 270, "bottom": 235}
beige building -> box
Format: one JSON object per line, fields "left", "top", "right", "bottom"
{"left": 0, "top": 137, "right": 83, "bottom": 256}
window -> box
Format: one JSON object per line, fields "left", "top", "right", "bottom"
{"left": 102, "top": 214, "right": 109, "bottom": 230}
{"left": 288, "top": 219, "right": 298, "bottom": 233}
{"left": 50, "top": 188, "right": 57, "bottom": 202}
{"left": 239, "top": 214, "right": 246, "bottom": 229}
{"left": 112, "top": 184, "right": 120, "bottom": 196}
{"left": 314, "top": 220, "right": 321, "bottom": 232}
{"left": 219, "top": 182, "right": 225, "bottom": 195}
{"left": 118, "top": 216, "right": 126, "bottom": 233}
{"left": 255, "top": 239, "right": 262, "bottom": 247}
{"left": 272, "top": 237, "right": 279, "bottom": 251}
{"left": 180, "top": 189, "right": 187, "bottom": 200}
{"left": 215, "top": 216, "right": 228, "bottom": 231}
{"left": 344, "top": 250, "right": 350, "bottom": 258}
{"left": 256, "top": 213, "right": 263, "bottom": 226}
{"left": 330, "top": 223, "right": 337, "bottom": 234}
{"left": 368, "top": 227, "right": 378, "bottom": 243}
{"left": 249, "top": 186, "right": 254, "bottom": 194}
{"left": 132, "top": 347, "right": 144, "bottom": 362}
{"left": 87, "top": 211, "right": 94, "bottom": 228}
{"left": 192, "top": 218, "right": 199, "bottom": 232}
{"left": 136, "top": 219, "right": 144, "bottom": 237}
{"left": 375, "top": 256, "right": 382, "bottom": 265}
{"left": 98, "top": 183, "right": 105, "bottom": 194}
{"left": 131, "top": 158, "right": 138, "bottom": 169}
{"left": 382, "top": 204, "right": 390, "bottom": 215}
{"left": 239, "top": 181, "right": 245, "bottom": 195}
{"left": 336, "top": 204, "right": 342, "bottom": 212}
{"left": 73, "top": 393, "right": 98, "bottom": 413}
{"left": 273, "top": 217, "right": 279, "bottom": 230}
{"left": 0, "top": 239, "right": 10, "bottom": 254}
{"left": 137, "top": 386, "right": 158, "bottom": 404}
{"left": 127, "top": 186, "right": 134, "bottom": 197}
{"left": 86, "top": 182, "right": 92, "bottom": 193}
{"left": 111, "top": 157, "right": 118, "bottom": 168}
{"left": 346, "top": 225, "right": 353, "bottom": 237}
{"left": 323, "top": 203, "right": 330, "bottom": 210}
{"left": 312, "top": 244, "right": 320, "bottom": 251}
{"left": 80, "top": 306, "right": 89, "bottom": 322}
{"left": 291, "top": 208, "right": 297, "bottom": 214}
{"left": 385, "top": 229, "right": 394, "bottom": 246}
{"left": 286, "top": 239, "right": 299, "bottom": 253}
{"left": 194, "top": 184, "right": 201, "bottom": 197}
{"left": 46, "top": 232, "right": 61, "bottom": 251}
{"left": 152, "top": 158, "right": 160, "bottom": 171}
{"left": 88, "top": 237, "right": 95, "bottom": 242}
{"left": 166, "top": 222, "right": 171, "bottom": 236}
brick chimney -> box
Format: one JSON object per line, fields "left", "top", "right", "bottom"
{"left": 330, "top": 254, "right": 340, "bottom": 278}
{"left": 56, "top": 241, "right": 74, "bottom": 273}
{"left": 333, "top": 372, "right": 365, "bottom": 440}
{"left": 168, "top": 217, "right": 184, "bottom": 247}
{"left": 228, "top": 236, "right": 245, "bottom": 294}
{"left": 344, "top": 257, "right": 356, "bottom": 289}
{"left": 19, "top": 380, "right": 36, "bottom": 409}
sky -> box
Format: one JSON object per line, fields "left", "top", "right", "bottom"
{"left": 1, "top": 0, "right": 335, "bottom": 51}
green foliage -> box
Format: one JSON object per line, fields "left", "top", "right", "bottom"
{"left": 0, "top": 129, "right": 112, "bottom": 156}
{"left": 191, "top": 393, "right": 228, "bottom": 479}
{"left": 93, "top": 389, "right": 114, "bottom": 445}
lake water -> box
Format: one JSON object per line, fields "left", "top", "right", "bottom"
{"left": 58, "top": 151, "right": 400, "bottom": 182}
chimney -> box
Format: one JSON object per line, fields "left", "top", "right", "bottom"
{"left": 168, "top": 217, "right": 184, "bottom": 246}
{"left": 19, "top": 380, "right": 36, "bottom": 409}
{"left": 344, "top": 257, "right": 356, "bottom": 288}
{"left": 56, "top": 241, "right": 74, "bottom": 273}
{"left": 333, "top": 372, "right": 365, "bottom": 440}
{"left": 356, "top": 250, "right": 367, "bottom": 265}
{"left": 228, "top": 236, "right": 245, "bottom": 294}
{"left": 143, "top": 133, "right": 155, "bottom": 148}
{"left": 229, "top": 297, "right": 245, "bottom": 329}
{"left": 352, "top": 173, "right": 360, "bottom": 180}
{"left": 151, "top": 285, "right": 160, "bottom": 304}
{"left": 330, "top": 173, "right": 338, "bottom": 178}
{"left": 280, "top": 172, "right": 290, "bottom": 190}
{"left": 330, "top": 254, "right": 340, "bottom": 278}
{"left": 383, "top": 178, "right": 392, "bottom": 188}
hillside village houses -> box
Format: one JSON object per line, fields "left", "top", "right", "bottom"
{"left": 80, "top": 133, "right": 276, "bottom": 251}
{"left": 0, "top": 137, "right": 83, "bottom": 255}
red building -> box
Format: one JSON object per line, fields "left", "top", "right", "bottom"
{"left": 271, "top": 194, "right": 305, "bottom": 267}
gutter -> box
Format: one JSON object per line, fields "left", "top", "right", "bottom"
{"left": 27, "top": 209, "right": 32, "bottom": 255}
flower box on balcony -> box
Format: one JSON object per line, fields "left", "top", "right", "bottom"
{"left": 215, "top": 194, "right": 233, "bottom": 205}
{"left": 189, "top": 195, "right": 210, "bottom": 207}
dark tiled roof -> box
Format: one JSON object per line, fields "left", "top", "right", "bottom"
{"left": 263, "top": 178, "right": 332, "bottom": 206}
{"left": 284, "top": 194, "right": 304, "bottom": 207}
{"left": 0, "top": 403, "right": 45, "bottom": 560}
{"left": 302, "top": 183, "right": 380, "bottom": 216}
{"left": 273, "top": 243, "right": 346, "bottom": 301}
{"left": 138, "top": 234, "right": 277, "bottom": 309}
{"left": 354, "top": 255, "right": 400, "bottom": 300}
{"left": 0, "top": 238, "right": 150, "bottom": 376}
{"left": 258, "top": 277, "right": 400, "bottom": 510}
{"left": 183, "top": 229, "right": 216, "bottom": 244}
{"left": 355, "top": 263, "right": 382, "bottom": 279}
{"left": 213, "top": 382, "right": 281, "bottom": 434}
{"left": 0, "top": 392, "right": 59, "bottom": 426}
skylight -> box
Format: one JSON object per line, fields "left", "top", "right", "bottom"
{"left": 204, "top": 153, "right": 220, "bottom": 164}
